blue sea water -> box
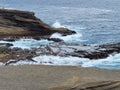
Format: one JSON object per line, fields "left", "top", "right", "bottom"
{"left": 0, "top": 0, "right": 120, "bottom": 69}
{"left": 0, "top": 0, "right": 120, "bottom": 45}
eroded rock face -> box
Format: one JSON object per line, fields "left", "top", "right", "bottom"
{"left": 0, "top": 9, "right": 75, "bottom": 37}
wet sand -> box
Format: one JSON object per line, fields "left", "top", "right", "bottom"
{"left": 0, "top": 65, "right": 120, "bottom": 90}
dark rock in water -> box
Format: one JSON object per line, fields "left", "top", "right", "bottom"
{"left": 0, "top": 46, "right": 10, "bottom": 53}
{"left": 0, "top": 9, "right": 75, "bottom": 37}
{"left": 3, "top": 38, "right": 15, "bottom": 42}
{"left": 35, "top": 42, "right": 120, "bottom": 59}
{"left": 47, "top": 38, "right": 63, "bottom": 42}
{"left": 6, "top": 43, "right": 13, "bottom": 47}
{"left": 32, "top": 36, "right": 41, "bottom": 40}
{"left": 0, "top": 43, "right": 13, "bottom": 47}
{"left": 0, "top": 42, "right": 120, "bottom": 64}
{"left": 0, "top": 46, "right": 37, "bottom": 63}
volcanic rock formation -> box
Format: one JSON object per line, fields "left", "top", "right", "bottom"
{"left": 0, "top": 9, "right": 75, "bottom": 37}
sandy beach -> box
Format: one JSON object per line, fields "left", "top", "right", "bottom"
{"left": 0, "top": 65, "right": 119, "bottom": 90}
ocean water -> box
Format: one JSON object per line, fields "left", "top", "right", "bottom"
{"left": 0, "top": 0, "right": 120, "bottom": 45}
{"left": 0, "top": 0, "right": 120, "bottom": 69}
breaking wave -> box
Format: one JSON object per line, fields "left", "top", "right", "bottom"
{"left": 6, "top": 53, "right": 120, "bottom": 70}
{"left": 33, "top": 53, "right": 120, "bottom": 70}
{"left": 52, "top": 21, "right": 65, "bottom": 28}
{"left": 51, "top": 21, "right": 84, "bottom": 43}
{"left": 51, "top": 33, "right": 83, "bottom": 43}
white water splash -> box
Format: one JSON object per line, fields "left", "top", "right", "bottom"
{"left": 50, "top": 33, "right": 62, "bottom": 38}
{"left": 52, "top": 21, "right": 65, "bottom": 28}
{"left": 7, "top": 53, "right": 120, "bottom": 70}
{"left": 0, "top": 39, "right": 52, "bottom": 49}
{"left": 51, "top": 33, "right": 83, "bottom": 43}
{"left": 82, "top": 54, "right": 120, "bottom": 69}
{"left": 33, "top": 55, "right": 89, "bottom": 66}
{"left": 32, "top": 53, "right": 120, "bottom": 70}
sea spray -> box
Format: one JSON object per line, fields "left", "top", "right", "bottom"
{"left": 51, "top": 21, "right": 83, "bottom": 43}
{"left": 52, "top": 21, "right": 65, "bottom": 28}
{"left": 51, "top": 33, "right": 83, "bottom": 43}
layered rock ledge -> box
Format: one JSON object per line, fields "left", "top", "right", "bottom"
{"left": 0, "top": 9, "right": 75, "bottom": 37}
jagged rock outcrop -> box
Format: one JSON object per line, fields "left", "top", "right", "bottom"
{"left": 0, "top": 9, "right": 75, "bottom": 37}
{"left": 35, "top": 42, "right": 120, "bottom": 59}
{"left": 0, "top": 42, "right": 120, "bottom": 64}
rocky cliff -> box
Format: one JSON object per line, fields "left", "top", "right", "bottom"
{"left": 0, "top": 9, "right": 75, "bottom": 37}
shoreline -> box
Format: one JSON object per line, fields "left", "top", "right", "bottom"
{"left": 0, "top": 9, "right": 120, "bottom": 67}
{"left": 0, "top": 41, "right": 120, "bottom": 70}
{"left": 0, "top": 8, "right": 120, "bottom": 90}
{"left": 0, "top": 65, "right": 119, "bottom": 90}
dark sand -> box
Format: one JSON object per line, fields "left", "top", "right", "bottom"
{"left": 0, "top": 65, "right": 120, "bottom": 90}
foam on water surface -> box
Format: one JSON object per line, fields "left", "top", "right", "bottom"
{"left": 6, "top": 53, "right": 120, "bottom": 70}
{"left": 52, "top": 21, "right": 65, "bottom": 28}
{"left": 51, "top": 20, "right": 85, "bottom": 43}
{"left": 0, "top": 39, "right": 52, "bottom": 49}
{"left": 32, "top": 53, "right": 120, "bottom": 70}
{"left": 82, "top": 54, "right": 120, "bottom": 70}
{"left": 51, "top": 33, "right": 83, "bottom": 43}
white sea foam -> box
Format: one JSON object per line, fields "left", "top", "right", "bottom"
{"left": 51, "top": 33, "right": 83, "bottom": 43}
{"left": 0, "top": 39, "right": 52, "bottom": 49}
{"left": 32, "top": 55, "right": 89, "bottom": 66}
{"left": 7, "top": 53, "right": 120, "bottom": 70}
{"left": 51, "top": 19, "right": 83, "bottom": 43}
{"left": 33, "top": 53, "right": 120, "bottom": 69}
{"left": 52, "top": 21, "right": 65, "bottom": 28}
{"left": 9, "top": 56, "right": 89, "bottom": 66}
{"left": 50, "top": 33, "right": 62, "bottom": 38}
{"left": 82, "top": 54, "right": 120, "bottom": 69}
